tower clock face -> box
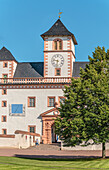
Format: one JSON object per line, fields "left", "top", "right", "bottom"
{"left": 51, "top": 54, "right": 64, "bottom": 67}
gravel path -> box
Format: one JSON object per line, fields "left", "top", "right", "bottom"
{"left": 0, "top": 148, "right": 108, "bottom": 159}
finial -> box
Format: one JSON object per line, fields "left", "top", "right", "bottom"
{"left": 59, "top": 10, "right": 63, "bottom": 18}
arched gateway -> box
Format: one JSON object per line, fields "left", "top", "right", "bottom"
{"left": 40, "top": 108, "right": 59, "bottom": 144}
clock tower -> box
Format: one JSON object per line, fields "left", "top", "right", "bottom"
{"left": 41, "top": 19, "right": 77, "bottom": 77}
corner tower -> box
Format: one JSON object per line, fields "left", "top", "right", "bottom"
{"left": 41, "top": 19, "right": 77, "bottom": 77}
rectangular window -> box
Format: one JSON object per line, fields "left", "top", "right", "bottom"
{"left": 58, "top": 97, "right": 65, "bottom": 106}
{"left": 11, "top": 104, "right": 23, "bottom": 114}
{"left": 59, "top": 41, "right": 62, "bottom": 50}
{"left": 2, "top": 89, "right": 7, "bottom": 95}
{"left": 3, "top": 62, "right": 8, "bottom": 68}
{"left": 48, "top": 97, "right": 55, "bottom": 107}
{"left": 2, "top": 101, "right": 7, "bottom": 107}
{"left": 2, "top": 129, "right": 7, "bottom": 135}
{"left": 55, "top": 68, "right": 61, "bottom": 76}
{"left": 2, "top": 74, "right": 8, "bottom": 83}
{"left": 28, "top": 126, "right": 36, "bottom": 133}
{"left": 54, "top": 41, "right": 57, "bottom": 50}
{"left": 28, "top": 97, "right": 35, "bottom": 107}
{"left": 2, "top": 116, "right": 7, "bottom": 122}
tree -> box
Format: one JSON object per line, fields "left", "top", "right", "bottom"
{"left": 55, "top": 47, "right": 109, "bottom": 158}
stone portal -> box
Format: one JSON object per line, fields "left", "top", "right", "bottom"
{"left": 40, "top": 108, "right": 59, "bottom": 144}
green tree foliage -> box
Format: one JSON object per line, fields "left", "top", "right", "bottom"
{"left": 55, "top": 47, "right": 109, "bottom": 158}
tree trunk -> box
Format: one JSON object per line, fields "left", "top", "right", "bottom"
{"left": 102, "top": 142, "right": 106, "bottom": 158}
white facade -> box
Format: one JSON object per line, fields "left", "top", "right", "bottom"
{"left": 0, "top": 19, "right": 78, "bottom": 147}
{"left": 0, "top": 88, "right": 63, "bottom": 135}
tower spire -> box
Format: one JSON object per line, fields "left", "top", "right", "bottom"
{"left": 59, "top": 10, "right": 63, "bottom": 18}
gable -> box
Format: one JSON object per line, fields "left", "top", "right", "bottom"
{"left": 41, "top": 108, "right": 59, "bottom": 117}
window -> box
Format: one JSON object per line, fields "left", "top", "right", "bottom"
{"left": 28, "top": 126, "right": 36, "bottom": 133}
{"left": 2, "top": 74, "right": 8, "bottom": 83}
{"left": 3, "top": 74, "right": 8, "bottom": 78}
{"left": 3, "top": 62, "right": 8, "bottom": 68}
{"left": 59, "top": 97, "right": 65, "bottom": 106}
{"left": 2, "top": 129, "right": 7, "bottom": 135}
{"left": 11, "top": 104, "right": 23, "bottom": 114}
{"left": 9, "top": 104, "right": 25, "bottom": 116}
{"left": 54, "top": 41, "right": 57, "bottom": 50}
{"left": 48, "top": 97, "right": 55, "bottom": 107}
{"left": 55, "top": 68, "right": 61, "bottom": 76}
{"left": 2, "top": 116, "right": 7, "bottom": 122}
{"left": 53, "top": 39, "right": 62, "bottom": 50}
{"left": 59, "top": 41, "right": 62, "bottom": 50}
{"left": 2, "top": 101, "right": 7, "bottom": 107}
{"left": 2, "top": 89, "right": 7, "bottom": 95}
{"left": 28, "top": 97, "right": 36, "bottom": 107}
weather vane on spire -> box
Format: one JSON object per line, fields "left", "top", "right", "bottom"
{"left": 59, "top": 10, "right": 63, "bottom": 18}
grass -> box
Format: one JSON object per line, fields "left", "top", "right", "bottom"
{"left": 0, "top": 156, "right": 109, "bottom": 170}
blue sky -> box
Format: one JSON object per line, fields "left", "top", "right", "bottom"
{"left": 0, "top": 0, "right": 109, "bottom": 62}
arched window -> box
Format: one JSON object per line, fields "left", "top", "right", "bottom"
{"left": 53, "top": 39, "right": 63, "bottom": 50}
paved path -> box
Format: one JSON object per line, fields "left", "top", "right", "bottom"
{"left": 0, "top": 148, "right": 108, "bottom": 158}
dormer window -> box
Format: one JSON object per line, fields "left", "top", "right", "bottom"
{"left": 53, "top": 39, "right": 62, "bottom": 50}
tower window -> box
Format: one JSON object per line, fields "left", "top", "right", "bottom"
{"left": 53, "top": 39, "right": 62, "bottom": 50}
{"left": 3, "top": 62, "right": 8, "bottom": 68}
{"left": 59, "top": 41, "right": 62, "bottom": 50}
{"left": 54, "top": 41, "right": 57, "bottom": 50}
{"left": 55, "top": 68, "right": 61, "bottom": 76}
{"left": 2, "top": 74, "right": 8, "bottom": 83}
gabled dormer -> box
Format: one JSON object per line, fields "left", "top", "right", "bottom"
{"left": 0, "top": 47, "right": 17, "bottom": 78}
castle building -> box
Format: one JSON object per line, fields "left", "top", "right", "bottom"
{"left": 0, "top": 19, "right": 89, "bottom": 147}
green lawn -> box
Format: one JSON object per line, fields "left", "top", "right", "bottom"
{"left": 0, "top": 156, "right": 109, "bottom": 170}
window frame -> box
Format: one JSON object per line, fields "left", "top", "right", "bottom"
{"left": 55, "top": 68, "right": 61, "bottom": 76}
{"left": 2, "top": 74, "right": 8, "bottom": 83}
{"left": 9, "top": 104, "right": 25, "bottom": 116}
{"left": 2, "top": 74, "right": 8, "bottom": 78}
{"left": 2, "top": 89, "right": 7, "bottom": 95}
{"left": 58, "top": 96, "right": 65, "bottom": 106}
{"left": 28, "top": 125, "right": 36, "bottom": 133}
{"left": 2, "top": 129, "right": 7, "bottom": 135}
{"left": 48, "top": 96, "right": 55, "bottom": 107}
{"left": 2, "top": 101, "right": 7, "bottom": 107}
{"left": 53, "top": 39, "right": 63, "bottom": 50}
{"left": 28, "top": 97, "right": 36, "bottom": 107}
{"left": 3, "top": 62, "right": 8, "bottom": 68}
{"left": 1, "top": 116, "right": 7, "bottom": 122}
